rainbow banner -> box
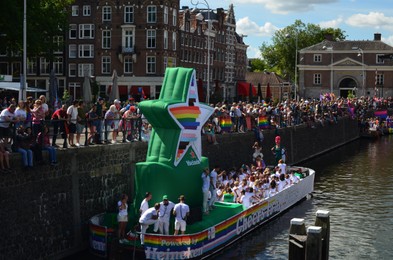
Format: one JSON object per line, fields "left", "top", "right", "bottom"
{"left": 220, "top": 116, "right": 232, "bottom": 132}
{"left": 374, "top": 110, "right": 388, "bottom": 119}
{"left": 258, "top": 116, "right": 269, "bottom": 129}
{"left": 89, "top": 224, "right": 108, "bottom": 257}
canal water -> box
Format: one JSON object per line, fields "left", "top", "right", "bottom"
{"left": 215, "top": 136, "right": 393, "bottom": 259}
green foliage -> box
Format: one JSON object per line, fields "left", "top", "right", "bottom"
{"left": 0, "top": 0, "right": 74, "bottom": 60}
{"left": 62, "top": 89, "right": 71, "bottom": 103}
{"left": 249, "top": 58, "right": 267, "bottom": 72}
{"left": 347, "top": 90, "right": 355, "bottom": 99}
{"left": 260, "top": 20, "right": 346, "bottom": 82}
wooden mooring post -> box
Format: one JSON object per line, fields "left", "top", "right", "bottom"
{"left": 288, "top": 210, "right": 330, "bottom": 260}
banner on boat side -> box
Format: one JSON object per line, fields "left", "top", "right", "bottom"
{"left": 143, "top": 199, "right": 281, "bottom": 259}
{"left": 89, "top": 224, "right": 108, "bottom": 257}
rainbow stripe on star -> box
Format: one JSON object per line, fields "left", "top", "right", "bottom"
{"left": 169, "top": 106, "right": 201, "bottom": 130}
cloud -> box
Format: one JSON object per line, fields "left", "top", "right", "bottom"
{"left": 230, "top": 0, "right": 338, "bottom": 14}
{"left": 320, "top": 17, "right": 344, "bottom": 29}
{"left": 247, "top": 46, "right": 262, "bottom": 59}
{"left": 237, "top": 17, "right": 278, "bottom": 37}
{"left": 346, "top": 12, "right": 393, "bottom": 31}
{"left": 382, "top": 35, "right": 393, "bottom": 47}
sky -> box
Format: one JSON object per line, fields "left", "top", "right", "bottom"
{"left": 180, "top": 0, "right": 393, "bottom": 58}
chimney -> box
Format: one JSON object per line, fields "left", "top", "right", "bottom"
{"left": 324, "top": 33, "right": 334, "bottom": 41}
{"left": 374, "top": 33, "right": 381, "bottom": 41}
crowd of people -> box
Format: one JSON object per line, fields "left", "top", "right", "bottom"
{"left": 1, "top": 93, "right": 391, "bottom": 172}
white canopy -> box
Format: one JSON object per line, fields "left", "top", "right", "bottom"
{"left": 0, "top": 82, "right": 48, "bottom": 92}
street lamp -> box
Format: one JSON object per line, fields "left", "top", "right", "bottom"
{"left": 20, "top": 0, "right": 27, "bottom": 101}
{"left": 323, "top": 46, "right": 334, "bottom": 94}
{"left": 192, "top": 0, "right": 210, "bottom": 104}
{"left": 286, "top": 32, "right": 298, "bottom": 100}
{"left": 352, "top": 47, "right": 365, "bottom": 96}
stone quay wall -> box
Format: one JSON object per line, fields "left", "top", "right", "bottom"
{"left": 0, "top": 117, "right": 359, "bottom": 259}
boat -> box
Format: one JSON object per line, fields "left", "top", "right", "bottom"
{"left": 88, "top": 68, "right": 315, "bottom": 259}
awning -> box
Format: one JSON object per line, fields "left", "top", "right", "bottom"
{"left": 0, "top": 82, "right": 48, "bottom": 92}
{"left": 237, "top": 82, "right": 256, "bottom": 96}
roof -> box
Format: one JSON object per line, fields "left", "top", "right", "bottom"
{"left": 301, "top": 39, "right": 393, "bottom": 52}
{"left": 245, "top": 71, "right": 286, "bottom": 86}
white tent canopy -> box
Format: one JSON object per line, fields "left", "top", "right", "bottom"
{"left": 0, "top": 82, "right": 48, "bottom": 93}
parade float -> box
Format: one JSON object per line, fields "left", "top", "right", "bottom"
{"left": 89, "top": 67, "right": 315, "bottom": 259}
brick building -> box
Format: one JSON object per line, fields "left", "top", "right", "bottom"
{"left": 0, "top": 1, "right": 248, "bottom": 103}
{"left": 298, "top": 33, "right": 393, "bottom": 98}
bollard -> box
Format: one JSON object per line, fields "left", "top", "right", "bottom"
{"left": 289, "top": 218, "right": 307, "bottom": 235}
{"left": 315, "top": 210, "right": 330, "bottom": 260}
{"left": 288, "top": 218, "right": 307, "bottom": 260}
{"left": 306, "top": 226, "right": 322, "bottom": 260}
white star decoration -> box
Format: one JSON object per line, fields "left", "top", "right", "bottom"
{"left": 168, "top": 70, "right": 214, "bottom": 166}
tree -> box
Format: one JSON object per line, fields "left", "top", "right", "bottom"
{"left": 0, "top": 0, "right": 74, "bottom": 61}
{"left": 249, "top": 58, "right": 267, "bottom": 72}
{"left": 260, "top": 20, "right": 346, "bottom": 82}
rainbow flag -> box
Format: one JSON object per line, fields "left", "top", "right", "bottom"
{"left": 220, "top": 116, "right": 232, "bottom": 132}
{"left": 258, "top": 116, "right": 269, "bottom": 129}
{"left": 374, "top": 110, "right": 388, "bottom": 119}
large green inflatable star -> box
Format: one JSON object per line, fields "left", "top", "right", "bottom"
{"left": 134, "top": 68, "right": 214, "bottom": 216}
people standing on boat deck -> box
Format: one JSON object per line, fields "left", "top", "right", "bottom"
{"left": 139, "top": 192, "right": 152, "bottom": 215}
{"left": 117, "top": 194, "right": 128, "bottom": 244}
{"left": 154, "top": 195, "right": 175, "bottom": 235}
{"left": 201, "top": 168, "right": 211, "bottom": 215}
{"left": 139, "top": 203, "right": 160, "bottom": 245}
{"left": 252, "top": 141, "right": 263, "bottom": 162}
{"left": 173, "top": 195, "right": 190, "bottom": 235}
{"left": 209, "top": 165, "right": 220, "bottom": 210}
{"left": 277, "top": 159, "right": 287, "bottom": 175}
{"left": 271, "top": 135, "right": 283, "bottom": 165}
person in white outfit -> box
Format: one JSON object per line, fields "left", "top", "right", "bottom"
{"left": 139, "top": 192, "right": 152, "bottom": 215}
{"left": 201, "top": 168, "right": 210, "bottom": 215}
{"left": 173, "top": 195, "right": 190, "bottom": 235}
{"left": 139, "top": 203, "right": 160, "bottom": 245}
{"left": 154, "top": 195, "right": 175, "bottom": 235}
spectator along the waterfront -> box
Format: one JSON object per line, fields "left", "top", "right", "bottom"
{"left": 0, "top": 104, "right": 17, "bottom": 145}
{"left": 31, "top": 99, "right": 46, "bottom": 138}
{"left": 0, "top": 139, "right": 11, "bottom": 172}
{"left": 13, "top": 126, "right": 34, "bottom": 169}
{"left": 37, "top": 125, "right": 58, "bottom": 165}
{"left": 66, "top": 100, "right": 79, "bottom": 147}
{"left": 75, "top": 100, "right": 86, "bottom": 147}
{"left": 51, "top": 104, "right": 68, "bottom": 147}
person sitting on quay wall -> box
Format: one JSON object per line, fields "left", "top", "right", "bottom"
{"left": 0, "top": 104, "right": 17, "bottom": 146}
{"left": 36, "top": 125, "right": 58, "bottom": 165}
{"left": 12, "top": 125, "right": 34, "bottom": 169}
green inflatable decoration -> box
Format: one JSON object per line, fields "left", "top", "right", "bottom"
{"left": 134, "top": 67, "right": 214, "bottom": 216}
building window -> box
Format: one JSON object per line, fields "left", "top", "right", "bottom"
{"left": 124, "top": 57, "right": 133, "bottom": 73}
{"left": 79, "top": 24, "right": 95, "bottom": 39}
{"left": 27, "top": 58, "right": 37, "bottom": 75}
{"left": 102, "top": 30, "right": 111, "bottom": 49}
{"left": 376, "top": 54, "right": 385, "bottom": 64}
{"left": 146, "top": 56, "right": 156, "bottom": 74}
{"left": 313, "top": 73, "right": 321, "bottom": 85}
{"left": 69, "top": 44, "right": 77, "bottom": 58}
{"left": 54, "top": 57, "right": 63, "bottom": 74}
{"left": 102, "top": 56, "right": 111, "bottom": 74}
{"left": 376, "top": 73, "right": 384, "bottom": 85}
{"left": 53, "top": 36, "right": 63, "bottom": 54}
{"left": 124, "top": 6, "right": 134, "bottom": 23}
{"left": 164, "top": 30, "right": 168, "bottom": 49}
{"left": 72, "top": 5, "right": 79, "bottom": 16}
{"left": 173, "top": 9, "right": 177, "bottom": 26}
{"left": 69, "top": 64, "right": 77, "bottom": 77}
{"left": 69, "top": 24, "right": 77, "bottom": 39}
{"left": 147, "top": 29, "right": 156, "bottom": 48}
{"left": 147, "top": 6, "right": 157, "bottom": 23}
{"left": 164, "top": 6, "right": 168, "bottom": 24}
{"left": 172, "top": 32, "right": 177, "bottom": 51}
{"left": 123, "top": 28, "right": 134, "bottom": 50}
{"left": 78, "top": 44, "right": 94, "bottom": 58}
{"left": 40, "top": 57, "right": 50, "bottom": 74}
{"left": 314, "top": 54, "right": 322, "bottom": 62}
{"left": 102, "top": 6, "right": 112, "bottom": 22}
{"left": 83, "top": 5, "right": 91, "bottom": 16}
{"left": 78, "top": 64, "right": 94, "bottom": 77}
